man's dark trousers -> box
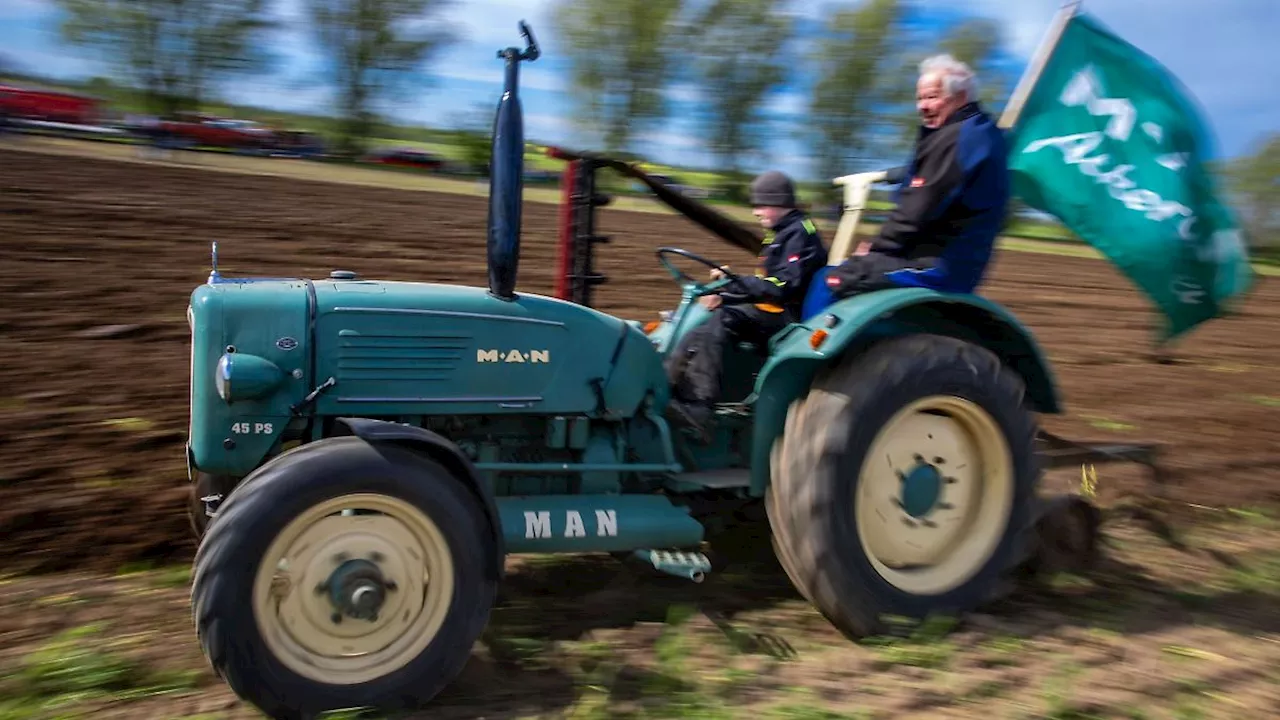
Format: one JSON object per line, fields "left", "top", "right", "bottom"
{"left": 664, "top": 303, "right": 791, "bottom": 425}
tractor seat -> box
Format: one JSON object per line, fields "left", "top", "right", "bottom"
{"left": 801, "top": 266, "right": 838, "bottom": 322}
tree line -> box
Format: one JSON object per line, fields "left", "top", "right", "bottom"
{"left": 49, "top": 0, "right": 1005, "bottom": 168}
{"left": 47, "top": 0, "right": 1276, "bottom": 235}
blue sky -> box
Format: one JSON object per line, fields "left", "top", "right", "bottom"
{"left": 1, "top": 0, "right": 1275, "bottom": 180}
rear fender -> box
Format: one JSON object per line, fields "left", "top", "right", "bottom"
{"left": 331, "top": 417, "right": 505, "bottom": 582}
{"left": 749, "top": 288, "right": 1061, "bottom": 496}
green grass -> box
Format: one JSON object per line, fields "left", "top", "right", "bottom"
{"left": 0, "top": 624, "right": 200, "bottom": 720}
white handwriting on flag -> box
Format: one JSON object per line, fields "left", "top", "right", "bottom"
{"left": 1059, "top": 65, "right": 1136, "bottom": 141}
{"left": 1022, "top": 130, "right": 1196, "bottom": 240}
{"left": 1019, "top": 66, "right": 1248, "bottom": 306}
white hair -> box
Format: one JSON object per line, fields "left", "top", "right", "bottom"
{"left": 919, "top": 54, "right": 978, "bottom": 99}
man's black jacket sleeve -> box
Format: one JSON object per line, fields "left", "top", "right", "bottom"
{"left": 730, "top": 222, "right": 823, "bottom": 305}
{"left": 871, "top": 131, "right": 965, "bottom": 255}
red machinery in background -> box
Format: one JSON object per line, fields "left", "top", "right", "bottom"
{"left": 0, "top": 84, "right": 102, "bottom": 125}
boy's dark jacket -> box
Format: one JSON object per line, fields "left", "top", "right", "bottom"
{"left": 726, "top": 209, "right": 828, "bottom": 316}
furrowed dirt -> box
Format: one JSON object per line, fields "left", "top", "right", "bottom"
{"left": 0, "top": 145, "right": 1277, "bottom": 719}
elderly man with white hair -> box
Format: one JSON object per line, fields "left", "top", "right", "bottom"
{"left": 824, "top": 53, "right": 1011, "bottom": 298}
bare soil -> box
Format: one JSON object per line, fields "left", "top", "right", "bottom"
{"left": 0, "top": 145, "right": 1277, "bottom": 719}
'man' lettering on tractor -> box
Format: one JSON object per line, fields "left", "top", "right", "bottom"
{"left": 477, "top": 349, "right": 550, "bottom": 364}
{"left": 523, "top": 510, "right": 618, "bottom": 539}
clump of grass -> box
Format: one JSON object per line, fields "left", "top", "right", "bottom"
{"left": 860, "top": 615, "right": 958, "bottom": 670}
{"left": 1220, "top": 551, "right": 1280, "bottom": 594}
{"left": 977, "top": 634, "right": 1026, "bottom": 667}
{"left": 0, "top": 623, "right": 200, "bottom": 719}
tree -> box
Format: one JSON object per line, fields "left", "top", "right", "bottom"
{"left": 1223, "top": 133, "right": 1280, "bottom": 254}
{"left": 937, "top": 17, "right": 1009, "bottom": 107}
{"left": 805, "top": 0, "right": 906, "bottom": 199}
{"left": 447, "top": 103, "right": 494, "bottom": 176}
{"left": 53, "top": 0, "right": 277, "bottom": 116}
{"left": 687, "top": 0, "right": 794, "bottom": 181}
{"left": 880, "top": 16, "right": 1010, "bottom": 159}
{"left": 550, "top": 0, "right": 688, "bottom": 154}
{"left": 305, "top": 0, "right": 456, "bottom": 155}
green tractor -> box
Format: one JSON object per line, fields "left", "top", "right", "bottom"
{"left": 185, "top": 22, "right": 1159, "bottom": 720}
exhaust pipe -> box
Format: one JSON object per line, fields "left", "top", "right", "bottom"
{"left": 486, "top": 21, "right": 540, "bottom": 301}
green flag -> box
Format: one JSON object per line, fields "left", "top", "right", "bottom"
{"left": 1006, "top": 10, "right": 1254, "bottom": 341}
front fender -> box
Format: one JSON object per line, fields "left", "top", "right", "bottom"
{"left": 331, "top": 417, "right": 505, "bottom": 582}
{"left": 749, "top": 288, "right": 1061, "bottom": 496}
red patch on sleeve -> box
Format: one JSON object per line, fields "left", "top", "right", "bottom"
{"left": 910, "top": 176, "right": 926, "bottom": 188}
{"left": 788, "top": 254, "right": 799, "bottom": 263}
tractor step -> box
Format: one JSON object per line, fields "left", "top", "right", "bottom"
{"left": 634, "top": 549, "right": 711, "bottom": 583}
{"left": 714, "top": 402, "right": 752, "bottom": 418}
{"left": 667, "top": 468, "right": 750, "bottom": 490}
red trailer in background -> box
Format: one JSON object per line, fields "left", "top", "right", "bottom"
{"left": 0, "top": 85, "right": 101, "bottom": 125}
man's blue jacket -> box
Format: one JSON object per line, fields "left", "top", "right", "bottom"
{"left": 868, "top": 101, "right": 1010, "bottom": 294}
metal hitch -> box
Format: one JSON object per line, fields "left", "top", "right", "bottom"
{"left": 200, "top": 494, "right": 224, "bottom": 519}
{"left": 634, "top": 549, "right": 711, "bottom": 583}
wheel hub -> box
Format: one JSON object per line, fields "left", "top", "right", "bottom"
{"left": 854, "top": 396, "right": 1016, "bottom": 595}
{"left": 899, "top": 459, "right": 944, "bottom": 519}
{"left": 251, "top": 494, "right": 457, "bottom": 686}
{"left": 326, "top": 558, "right": 393, "bottom": 622}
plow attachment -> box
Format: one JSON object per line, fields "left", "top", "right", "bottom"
{"left": 545, "top": 145, "right": 763, "bottom": 306}
{"left": 1023, "top": 429, "right": 1167, "bottom": 578}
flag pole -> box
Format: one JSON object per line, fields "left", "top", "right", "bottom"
{"left": 998, "top": 0, "right": 1083, "bottom": 129}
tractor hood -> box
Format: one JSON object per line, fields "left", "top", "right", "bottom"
{"left": 306, "top": 276, "right": 668, "bottom": 418}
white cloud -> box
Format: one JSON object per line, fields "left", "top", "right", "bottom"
{"left": 231, "top": 78, "right": 332, "bottom": 116}
{"left": 523, "top": 112, "right": 572, "bottom": 140}
{"left": 440, "top": 0, "right": 558, "bottom": 52}
{"left": 665, "top": 83, "right": 702, "bottom": 105}
{"left": 906, "top": 0, "right": 1061, "bottom": 60}
{"left": 634, "top": 128, "right": 706, "bottom": 155}
{"left": 771, "top": 90, "right": 807, "bottom": 117}
{"left": 0, "top": 0, "right": 46, "bottom": 21}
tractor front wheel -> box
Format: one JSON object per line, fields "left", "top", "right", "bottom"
{"left": 190, "top": 436, "right": 497, "bottom": 719}
{"left": 768, "top": 333, "right": 1040, "bottom": 639}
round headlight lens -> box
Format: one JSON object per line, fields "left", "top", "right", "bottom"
{"left": 215, "top": 354, "right": 232, "bottom": 401}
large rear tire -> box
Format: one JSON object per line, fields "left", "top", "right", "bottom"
{"left": 191, "top": 436, "right": 497, "bottom": 719}
{"left": 768, "top": 333, "right": 1040, "bottom": 639}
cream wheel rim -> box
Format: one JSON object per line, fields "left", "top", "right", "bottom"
{"left": 855, "top": 395, "right": 1015, "bottom": 595}
{"left": 252, "top": 493, "right": 455, "bottom": 685}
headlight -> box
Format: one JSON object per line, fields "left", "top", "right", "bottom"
{"left": 215, "top": 352, "right": 283, "bottom": 403}
{"left": 215, "top": 354, "right": 232, "bottom": 401}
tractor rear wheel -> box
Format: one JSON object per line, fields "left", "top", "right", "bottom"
{"left": 190, "top": 436, "right": 497, "bottom": 719}
{"left": 768, "top": 333, "right": 1040, "bottom": 639}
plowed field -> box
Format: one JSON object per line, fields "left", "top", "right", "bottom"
{"left": 0, "top": 144, "right": 1277, "bottom": 720}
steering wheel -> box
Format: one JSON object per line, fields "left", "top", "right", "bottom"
{"left": 655, "top": 247, "right": 751, "bottom": 296}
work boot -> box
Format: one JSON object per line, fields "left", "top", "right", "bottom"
{"left": 666, "top": 399, "right": 713, "bottom": 445}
